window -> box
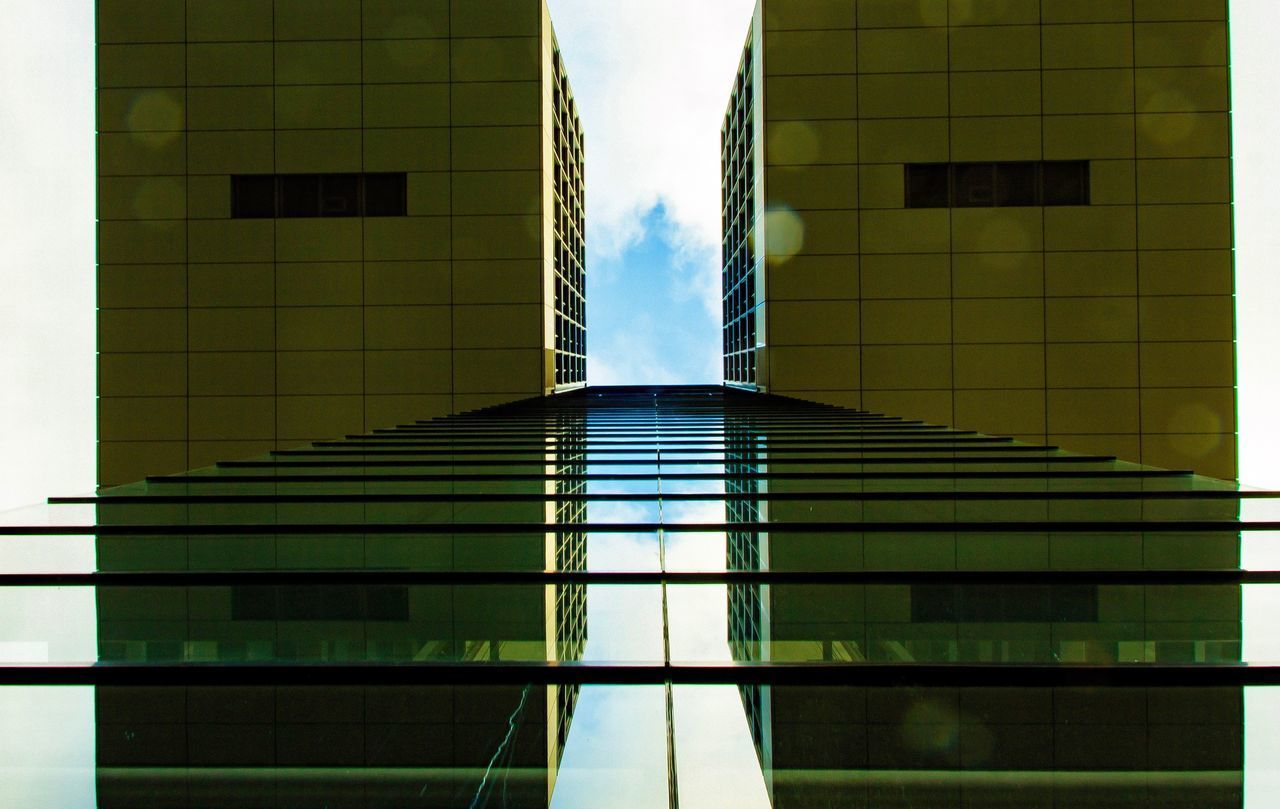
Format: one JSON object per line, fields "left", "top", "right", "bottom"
{"left": 953, "top": 163, "right": 995, "bottom": 207}
{"left": 231, "top": 175, "right": 275, "bottom": 218}
{"left": 230, "top": 173, "right": 408, "bottom": 218}
{"left": 996, "top": 162, "right": 1037, "bottom": 207}
{"left": 905, "top": 161, "right": 1090, "bottom": 208}
{"left": 320, "top": 173, "right": 360, "bottom": 217}
{"left": 279, "top": 174, "right": 322, "bottom": 217}
{"left": 1042, "top": 161, "right": 1090, "bottom": 206}
{"left": 905, "top": 163, "right": 948, "bottom": 208}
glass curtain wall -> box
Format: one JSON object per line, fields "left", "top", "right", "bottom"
{"left": 0, "top": 386, "right": 1277, "bottom": 806}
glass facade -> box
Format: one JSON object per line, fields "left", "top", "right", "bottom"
{"left": 552, "top": 50, "right": 588, "bottom": 388}
{"left": 2, "top": 385, "right": 1278, "bottom": 806}
{"left": 722, "top": 35, "right": 760, "bottom": 387}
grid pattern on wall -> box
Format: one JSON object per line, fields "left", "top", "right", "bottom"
{"left": 552, "top": 413, "right": 587, "bottom": 760}
{"left": 96, "top": 0, "right": 577, "bottom": 486}
{"left": 724, "top": 0, "right": 1236, "bottom": 480}
{"left": 726, "top": 425, "right": 767, "bottom": 756}
{"left": 721, "top": 40, "right": 759, "bottom": 386}
{"left": 551, "top": 50, "right": 586, "bottom": 387}
{"left": 229, "top": 172, "right": 409, "bottom": 218}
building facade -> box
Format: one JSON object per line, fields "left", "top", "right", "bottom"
{"left": 8, "top": 385, "right": 1257, "bottom": 805}
{"left": 721, "top": 394, "right": 1243, "bottom": 807}
{"left": 722, "top": 0, "right": 1235, "bottom": 479}
{"left": 90, "top": 399, "right": 589, "bottom": 806}
{"left": 96, "top": 0, "right": 586, "bottom": 486}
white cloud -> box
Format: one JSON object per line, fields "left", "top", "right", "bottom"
{"left": 548, "top": 0, "right": 756, "bottom": 318}
{"left": 588, "top": 311, "right": 706, "bottom": 386}
{"left": 0, "top": 687, "right": 96, "bottom": 808}
{"left": 667, "top": 230, "right": 726, "bottom": 324}
{"left": 589, "top": 344, "right": 680, "bottom": 387}
{"left": 549, "top": 686, "right": 671, "bottom": 808}
{"left": 671, "top": 686, "right": 773, "bottom": 807}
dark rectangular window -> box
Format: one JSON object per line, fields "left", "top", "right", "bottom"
{"left": 905, "top": 163, "right": 949, "bottom": 208}
{"left": 279, "top": 174, "right": 321, "bottom": 218}
{"left": 321, "top": 173, "right": 360, "bottom": 217}
{"left": 1042, "top": 160, "right": 1091, "bottom": 206}
{"left": 231, "top": 175, "right": 276, "bottom": 218}
{"left": 996, "top": 162, "right": 1037, "bottom": 207}
{"left": 953, "top": 163, "right": 995, "bottom": 207}
{"left": 905, "top": 161, "right": 1090, "bottom": 208}
{"left": 230, "top": 173, "right": 408, "bottom": 218}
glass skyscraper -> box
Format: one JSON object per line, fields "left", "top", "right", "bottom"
{"left": 3, "top": 385, "right": 1275, "bottom": 806}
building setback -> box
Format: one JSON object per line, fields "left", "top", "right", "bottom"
{"left": 96, "top": 0, "right": 586, "bottom": 486}
{"left": 11, "top": 385, "right": 1255, "bottom": 805}
{"left": 722, "top": 0, "right": 1235, "bottom": 479}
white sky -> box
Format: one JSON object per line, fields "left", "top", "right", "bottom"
{"left": 0, "top": 0, "right": 1278, "bottom": 513}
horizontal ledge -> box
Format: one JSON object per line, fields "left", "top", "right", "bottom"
{"left": 307, "top": 443, "right": 1048, "bottom": 451}
{"left": 162, "top": 470, "right": 1194, "bottom": 482}
{"left": 2, "top": 520, "right": 1277, "bottom": 536}
{"left": 1, "top": 662, "right": 1273, "bottom": 688}
{"left": 335, "top": 436, "right": 1001, "bottom": 444}
{"left": 90, "top": 767, "right": 1245, "bottom": 790}
{"left": 52, "top": 490, "right": 1273, "bottom": 506}
{"left": 230, "top": 453, "right": 1121, "bottom": 463}
{"left": 0, "top": 569, "right": 1270, "bottom": 588}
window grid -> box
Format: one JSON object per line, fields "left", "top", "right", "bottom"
{"left": 552, "top": 50, "right": 587, "bottom": 388}
{"left": 722, "top": 43, "right": 758, "bottom": 386}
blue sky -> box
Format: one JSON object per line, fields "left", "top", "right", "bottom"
{"left": 587, "top": 204, "right": 722, "bottom": 385}
{"left": 548, "top": 0, "right": 756, "bottom": 385}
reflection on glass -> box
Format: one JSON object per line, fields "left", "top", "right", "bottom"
{"left": 0, "top": 687, "right": 95, "bottom": 808}
{"left": 0, "top": 387, "right": 1276, "bottom": 806}
{"left": 91, "top": 411, "right": 595, "bottom": 807}
{"left": 722, "top": 407, "right": 1247, "bottom": 807}
{"left": 737, "top": 685, "right": 1241, "bottom": 808}
{"left": 0, "top": 535, "right": 94, "bottom": 574}
{"left": 549, "top": 686, "right": 671, "bottom": 808}
{"left": 96, "top": 684, "right": 568, "bottom": 807}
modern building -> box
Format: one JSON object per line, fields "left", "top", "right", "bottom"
{"left": 3, "top": 385, "right": 1265, "bottom": 806}
{"left": 0, "top": 2, "right": 1254, "bottom": 803}
{"left": 90, "top": 402, "right": 589, "bottom": 806}
{"left": 722, "top": 0, "right": 1235, "bottom": 479}
{"left": 96, "top": 0, "right": 586, "bottom": 486}
{"left": 721, "top": 392, "right": 1244, "bottom": 807}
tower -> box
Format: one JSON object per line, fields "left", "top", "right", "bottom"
{"left": 722, "top": 0, "right": 1234, "bottom": 479}
{"left": 96, "top": 0, "right": 586, "bottom": 486}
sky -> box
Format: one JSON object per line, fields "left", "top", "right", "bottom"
{"left": 549, "top": 0, "right": 758, "bottom": 387}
